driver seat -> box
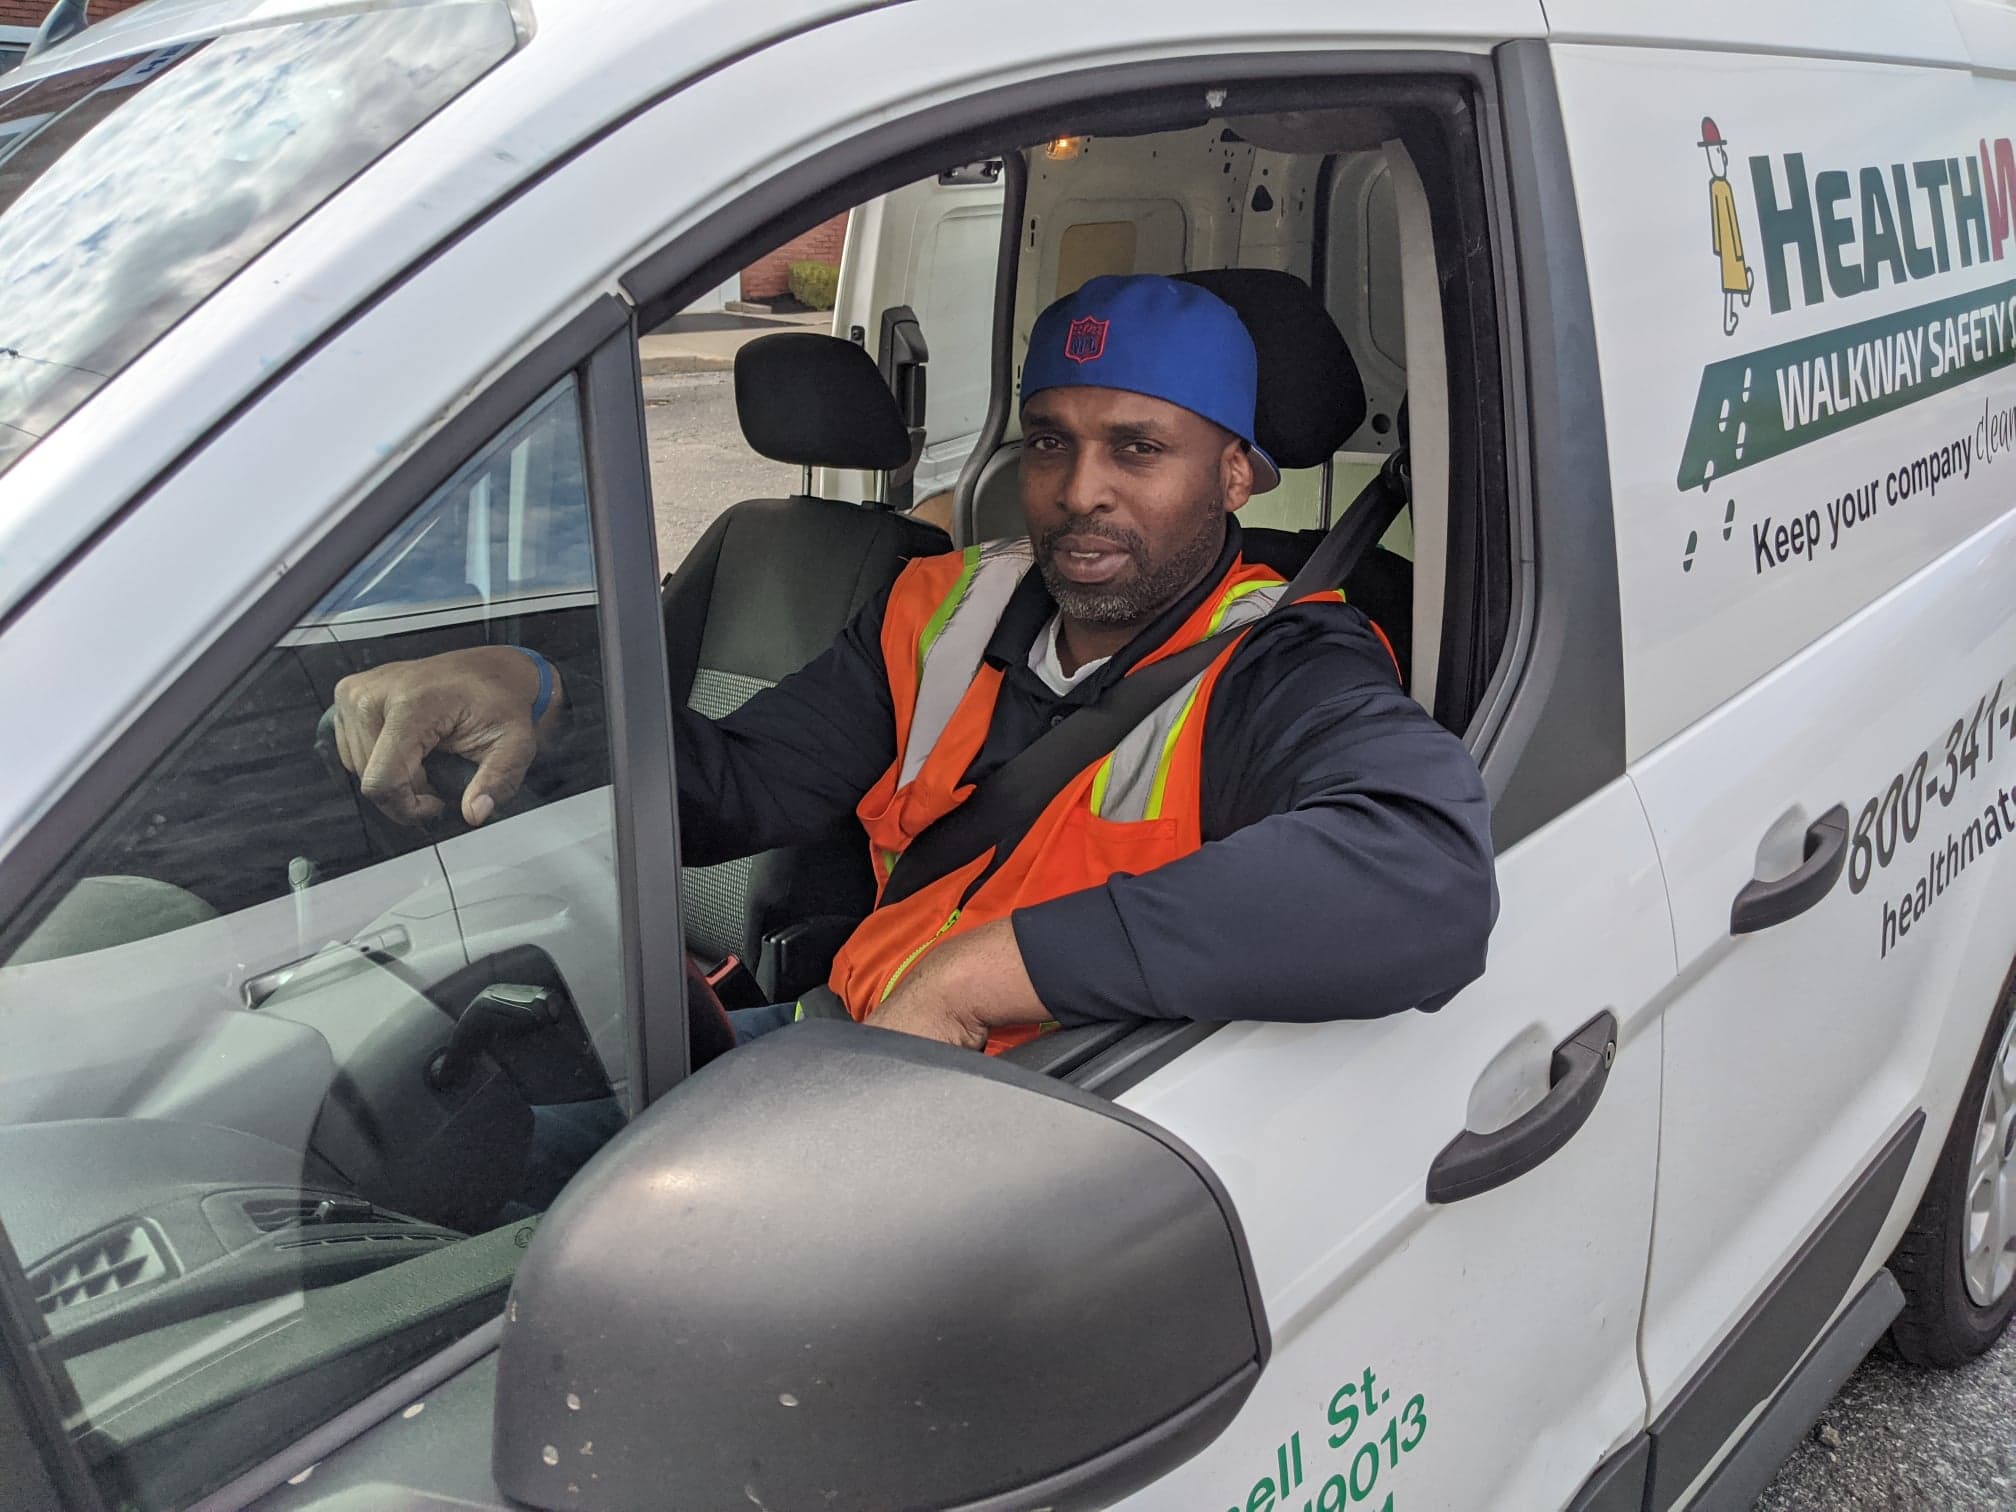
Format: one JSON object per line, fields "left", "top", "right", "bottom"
{"left": 661, "top": 333, "right": 951, "bottom": 1001}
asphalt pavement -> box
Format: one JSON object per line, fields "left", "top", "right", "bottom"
{"left": 643, "top": 368, "right": 798, "bottom": 567}
{"left": 639, "top": 365, "right": 2016, "bottom": 1512}
{"left": 1755, "top": 1332, "right": 2016, "bottom": 1509}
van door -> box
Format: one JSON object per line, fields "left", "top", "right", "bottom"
{"left": 1104, "top": 783, "right": 1668, "bottom": 1512}
{"left": 1552, "top": 28, "right": 2016, "bottom": 1505}
{"left": 826, "top": 167, "right": 1006, "bottom": 508}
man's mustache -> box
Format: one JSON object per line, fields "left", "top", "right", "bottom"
{"left": 1038, "top": 521, "right": 1144, "bottom": 556}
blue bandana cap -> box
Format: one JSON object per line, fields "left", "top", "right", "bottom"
{"left": 1020, "top": 273, "right": 1280, "bottom": 493}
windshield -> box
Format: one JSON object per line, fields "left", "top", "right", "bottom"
{"left": 0, "top": 0, "right": 519, "bottom": 477}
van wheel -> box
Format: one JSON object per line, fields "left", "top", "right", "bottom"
{"left": 1889, "top": 963, "right": 2016, "bottom": 1367}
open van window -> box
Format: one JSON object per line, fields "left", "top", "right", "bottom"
{"left": 953, "top": 96, "right": 1508, "bottom": 736}
{"left": 0, "top": 0, "right": 518, "bottom": 476}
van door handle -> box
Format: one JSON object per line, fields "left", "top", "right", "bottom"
{"left": 1426, "top": 1011, "right": 1617, "bottom": 1205}
{"left": 1729, "top": 803, "right": 1849, "bottom": 936}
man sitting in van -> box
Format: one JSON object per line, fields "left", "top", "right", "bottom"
{"left": 329, "top": 274, "right": 1497, "bottom": 1052}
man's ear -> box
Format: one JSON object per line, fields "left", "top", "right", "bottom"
{"left": 1220, "top": 437, "right": 1256, "bottom": 515}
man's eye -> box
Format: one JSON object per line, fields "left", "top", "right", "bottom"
{"left": 1028, "top": 434, "right": 1064, "bottom": 452}
{"left": 1122, "top": 441, "right": 1160, "bottom": 456}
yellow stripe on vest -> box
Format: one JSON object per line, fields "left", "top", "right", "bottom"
{"left": 1143, "top": 682, "right": 1204, "bottom": 821}
{"left": 1207, "top": 576, "right": 1278, "bottom": 631}
{"left": 1089, "top": 575, "right": 1301, "bottom": 819}
{"left": 915, "top": 546, "right": 982, "bottom": 683}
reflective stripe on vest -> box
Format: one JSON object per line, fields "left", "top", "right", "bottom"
{"left": 1088, "top": 577, "right": 1290, "bottom": 822}
{"left": 900, "top": 542, "right": 1343, "bottom": 823}
{"left": 899, "top": 539, "right": 1033, "bottom": 787}
{"left": 832, "top": 544, "right": 1350, "bottom": 1047}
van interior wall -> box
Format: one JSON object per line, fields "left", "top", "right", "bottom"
{"left": 1004, "top": 123, "right": 1424, "bottom": 545}
{"left": 1007, "top": 124, "right": 1326, "bottom": 530}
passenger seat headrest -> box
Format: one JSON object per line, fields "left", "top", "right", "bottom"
{"left": 1175, "top": 268, "right": 1366, "bottom": 470}
{"left": 734, "top": 332, "right": 913, "bottom": 473}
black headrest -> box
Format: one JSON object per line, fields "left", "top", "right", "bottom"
{"left": 1175, "top": 268, "right": 1366, "bottom": 470}
{"left": 735, "top": 332, "right": 912, "bottom": 472}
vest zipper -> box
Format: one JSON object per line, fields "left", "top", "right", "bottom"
{"left": 879, "top": 908, "right": 962, "bottom": 1004}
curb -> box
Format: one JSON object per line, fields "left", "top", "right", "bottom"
{"left": 640, "top": 352, "right": 735, "bottom": 376}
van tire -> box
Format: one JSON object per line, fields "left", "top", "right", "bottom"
{"left": 1888, "top": 960, "right": 2016, "bottom": 1368}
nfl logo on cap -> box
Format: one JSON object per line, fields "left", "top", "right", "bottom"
{"left": 1020, "top": 273, "right": 1282, "bottom": 492}
{"left": 1064, "top": 315, "right": 1109, "bottom": 364}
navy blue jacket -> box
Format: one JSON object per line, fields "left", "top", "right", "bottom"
{"left": 673, "top": 523, "right": 1497, "bottom": 1026}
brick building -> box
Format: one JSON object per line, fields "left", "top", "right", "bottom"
{"left": 740, "top": 209, "right": 848, "bottom": 301}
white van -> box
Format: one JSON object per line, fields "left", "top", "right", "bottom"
{"left": 0, "top": 3, "right": 2012, "bottom": 1510}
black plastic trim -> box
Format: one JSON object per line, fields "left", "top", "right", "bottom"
{"left": 1644, "top": 1112, "right": 1925, "bottom": 1511}
{"left": 0, "top": 297, "right": 631, "bottom": 954}
{"left": 1071, "top": 1021, "right": 1223, "bottom": 1100}
{"left": 952, "top": 146, "right": 1028, "bottom": 546}
{"left": 1477, "top": 41, "right": 1626, "bottom": 847}
{"left": 1310, "top": 150, "right": 1339, "bottom": 306}
{"left": 1563, "top": 1432, "right": 1650, "bottom": 1512}
{"left": 580, "top": 330, "right": 689, "bottom": 1106}
{"left": 1688, "top": 1270, "right": 1904, "bottom": 1512}
{"left": 1308, "top": 150, "right": 1342, "bottom": 527}
{"left": 998, "top": 1021, "right": 1137, "bottom": 1079}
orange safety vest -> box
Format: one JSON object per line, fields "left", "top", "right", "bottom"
{"left": 825, "top": 538, "right": 1343, "bottom": 1053}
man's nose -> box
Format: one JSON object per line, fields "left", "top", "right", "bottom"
{"left": 1057, "top": 449, "right": 1114, "bottom": 517}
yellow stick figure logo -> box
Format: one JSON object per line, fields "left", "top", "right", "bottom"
{"left": 1703, "top": 116, "right": 1754, "bottom": 336}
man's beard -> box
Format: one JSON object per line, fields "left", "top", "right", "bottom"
{"left": 1034, "top": 500, "right": 1227, "bottom": 626}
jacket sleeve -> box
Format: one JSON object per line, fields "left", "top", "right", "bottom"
{"left": 672, "top": 588, "right": 898, "bottom": 866}
{"left": 1011, "top": 606, "right": 1498, "bottom": 1025}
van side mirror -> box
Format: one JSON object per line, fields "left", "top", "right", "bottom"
{"left": 491, "top": 1022, "right": 1268, "bottom": 1512}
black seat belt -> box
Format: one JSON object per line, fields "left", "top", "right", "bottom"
{"left": 876, "top": 449, "right": 1412, "bottom": 911}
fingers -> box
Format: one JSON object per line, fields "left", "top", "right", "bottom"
{"left": 463, "top": 720, "right": 538, "bottom": 826}
{"left": 331, "top": 676, "right": 382, "bottom": 777}
{"left": 331, "top": 705, "right": 356, "bottom": 775}
{"left": 358, "top": 702, "right": 445, "bottom": 825}
{"left": 330, "top": 651, "right": 544, "bottom": 827}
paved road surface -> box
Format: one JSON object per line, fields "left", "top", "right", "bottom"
{"left": 642, "top": 368, "right": 2016, "bottom": 1512}
{"left": 1755, "top": 1332, "right": 2016, "bottom": 1510}
{"left": 644, "top": 369, "right": 797, "bottom": 569}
